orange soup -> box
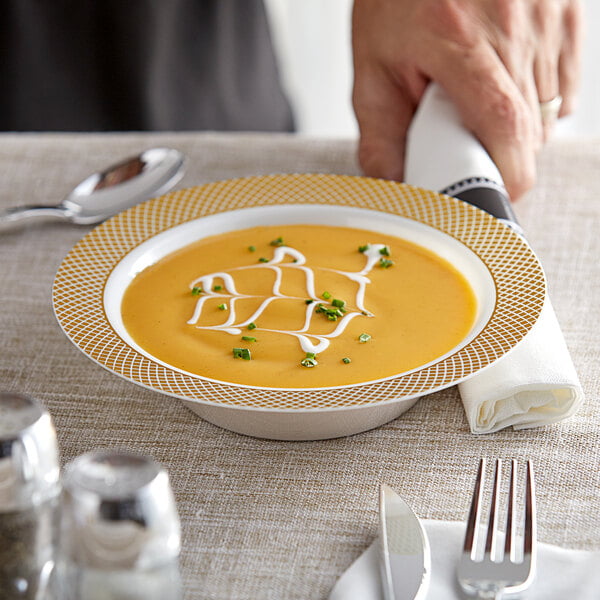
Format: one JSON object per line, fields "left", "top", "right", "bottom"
{"left": 121, "top": 224, "right": 477, "bottom": 387}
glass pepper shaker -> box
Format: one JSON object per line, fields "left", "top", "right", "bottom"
{"left": 0, "top": 391, "right": 61, "bottom": 600}
{"left": 57, "top": 450, "right": 182, "bottom": 600}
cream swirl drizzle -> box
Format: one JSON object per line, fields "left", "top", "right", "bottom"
{"left": 187, "top": 244, "right": 387, "bottom": 355}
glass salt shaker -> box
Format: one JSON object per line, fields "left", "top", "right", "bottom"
{"left": 58, "top": 450, "right": 182, "bottom": 600}
{"left": 0, "top": 391, "right": 61, "bottom": 600}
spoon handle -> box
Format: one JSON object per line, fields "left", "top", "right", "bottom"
{"left": 0, "top": 205, "right": 69, "bottom": 227}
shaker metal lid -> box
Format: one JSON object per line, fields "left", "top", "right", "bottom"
{"left": 0, "top": 391, "right": 61, "bottom": 511}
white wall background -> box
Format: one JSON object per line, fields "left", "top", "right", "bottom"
{"left": 264, "top": 0, "right": 600, "bottom": 138}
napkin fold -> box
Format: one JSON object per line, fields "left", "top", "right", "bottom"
{"left": 329, "top": 520, "right": 600, "bottom": 600}
{"left": 404, "top": 84, "right": 584, "bottom": 433}
{"left": 458, "top": 295, "right": 583, "bottom": 433}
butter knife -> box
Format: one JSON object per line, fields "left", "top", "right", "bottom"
{"left": 379, "top": 484, "right": 430, "bottom": 600}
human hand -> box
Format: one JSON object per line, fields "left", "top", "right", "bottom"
{"left": 352, "top": 0, "right": 582, "bottom": 200}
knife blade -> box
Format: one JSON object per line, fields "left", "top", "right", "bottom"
{"left": 379, "top": 484, "right": 430, "bottom": 600}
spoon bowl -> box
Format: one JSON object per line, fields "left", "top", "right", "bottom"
{"left": 0, "top": 147, "right": 185, "bottom": 227}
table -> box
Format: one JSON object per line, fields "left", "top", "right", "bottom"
{"left": 1, "top": 132, "right": 599, "bottom": 599}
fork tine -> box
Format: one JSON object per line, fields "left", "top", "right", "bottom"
{"left": 524, "top": 460, "right": 537, "bottom": 557}
{"left": 463, "top": 458, "right": 486, "bottom": 556}
{"left": 504, "top": 459, "right": 517, "bottom": 559}
{"left": 458, "top": 459, "right": 537, "bottom": 598}
{"left": 484, "top": 459, "right": 502, "bottom": 558}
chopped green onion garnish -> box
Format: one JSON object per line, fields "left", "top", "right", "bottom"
{"left": 379, "top": 246, "right": 390, "bottom": 256}
{"left": 322, "top": 291, "right": 331, "bottom": 300}
{"left": 270, "top": 236, "right": 284, "bottom": 247}
{"left": 248, "top": 245, "right": 256, "bottom": 252}
{"left": 305, "top": 299, "right": 314, "bottom": 305}
{"left": 191, "top": 286, "right": 203, "bottom": 296}
{"left": 233, "top": 348, "right": 252, "bottom": 360}
{"left": 315, "top": 303, "right": 345, "bottom": 321}
{"left": 213, "top": 285, "right": 223, "bottom": 291}
{"left": 379, "top": 258, "right": 394, "bottom": 268}
{"left": 247, "top": 322, "right": 257, "bottom": 330}
{"left": 358, "top": 244, "right": 369, "bottom": 253}
{"left": 241, "top": 336, "right": 257, "bottom": 342}
{"left": 258, "top": 257, "right": 269, "bottom": 263}
{"left": 301, "top": 352, "right": 318, "bottom": 368}
{"left": 342, "top": 357, "right": 351, "bottom": 364}
{"left": 358, "top": 333, "right": 371, "bottom": 343}
{"left": 332, "top": 298, "right": 346, "bottom": 310}
{"left": 218, "top": 303, "right": 227, "bottom": 310}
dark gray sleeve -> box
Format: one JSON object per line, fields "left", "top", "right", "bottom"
{"left": 0, "top": 0, "right": 294, "bottom": 132}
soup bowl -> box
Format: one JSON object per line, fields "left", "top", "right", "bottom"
{"left": 53, "top": 174, "right": 545, "bottom": 440}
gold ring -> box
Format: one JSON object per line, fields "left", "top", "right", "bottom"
{"left": 539, "top": 95, "right": 563, "bottom": 121}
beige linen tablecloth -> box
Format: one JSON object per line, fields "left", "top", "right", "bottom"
{"left": 0, "top": 132, "right": 598, "bottom": 599}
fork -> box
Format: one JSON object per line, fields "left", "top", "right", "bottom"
{"left": 457, "top": 458, "right": 537, "bottom": 599}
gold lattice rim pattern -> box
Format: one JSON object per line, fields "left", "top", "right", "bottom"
{"left": 52, "top": 174, "right": 545, "bottom": 411}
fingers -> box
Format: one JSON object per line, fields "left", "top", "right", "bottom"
{"left": 427, "top": 40, "right": 537, "bottom": 200}
{"left": 519, "top": 76, "right": 544, "bottom": 151}
{"left": 489, "top": 0, "right": 543, "bottom": 150}
{"left": 531, "top": 2, "right": 562, "bottom": 101}
{"left": 531, "top": 1, "right": 566, "bottom": 139}
{"left": 558, "top": 0, "right": 583, "bottom": 116}
{"left": 511, "top": 0, "right": 582, "bottom": 139}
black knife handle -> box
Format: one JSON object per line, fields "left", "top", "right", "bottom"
{"left": 441, "top": 177, "right": 524, "bottom": 235}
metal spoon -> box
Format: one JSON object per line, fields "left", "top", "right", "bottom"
{"left": 0, "top": 147, "right": 185, "bottom": 227}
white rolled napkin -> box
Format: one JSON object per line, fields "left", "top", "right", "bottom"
{"left": 459, "top": 294, "right": 582, "bottom": 433}
{"left": 329, "top": 520, "right": 600, "bottom": 600}
{"left": 404, "top": 84, "right": 584, "bottom": 433}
